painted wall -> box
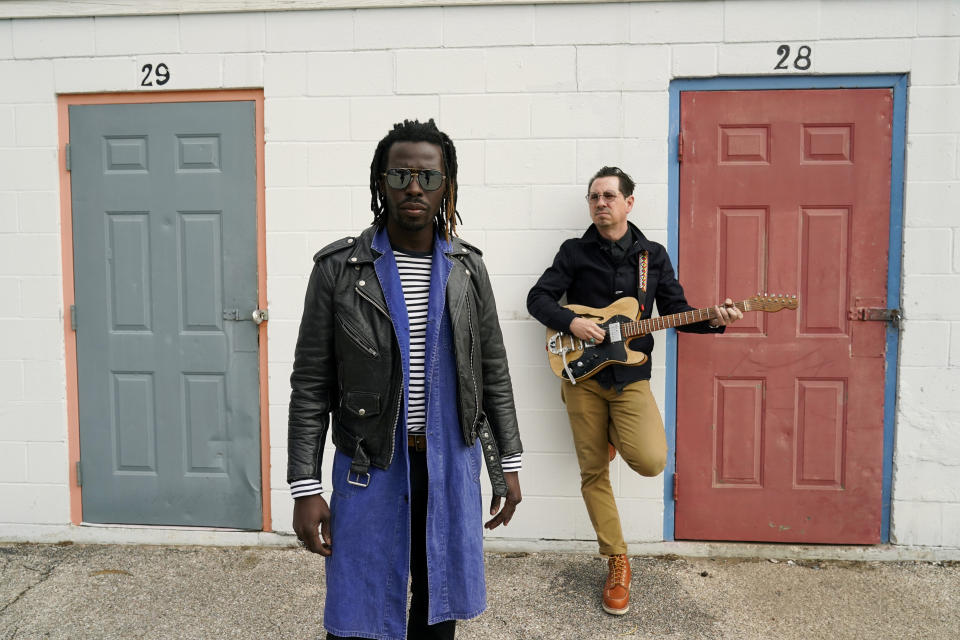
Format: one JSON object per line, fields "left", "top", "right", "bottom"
{"left": 0, "top": 0, "right": 957, "bottom": 548}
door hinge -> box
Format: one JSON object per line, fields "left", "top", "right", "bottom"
{"left": 75, "top": 460, "right": 82, "bottom": 487}
{"left": 672, "top": 472, "right": 679, "bottom": 502}
{"left": 677, "top": 131, "right": 683, "bottom": 164}
{"left": 850, "top": 307, "right": 901, "bottom": 329}
{"left": 65, "top": 143, "right": 71, "bottom": 171}
{"left": 70, "top": 304, "right": 77, "bottom": 330}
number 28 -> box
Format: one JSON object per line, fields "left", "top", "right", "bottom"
{"left": 775, "top": 45, "right": 812, "bottom": 71}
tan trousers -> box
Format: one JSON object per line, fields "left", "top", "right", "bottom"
{"left": 561, "top": 378, "right": 667, "bottom": 556}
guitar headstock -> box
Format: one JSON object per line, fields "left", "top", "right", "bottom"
{"left": 746, "top": 293, "right": 798, "bottom": 312}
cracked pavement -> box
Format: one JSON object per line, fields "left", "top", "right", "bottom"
{"left": 1, "top": 544, "right": 958, "bottom": 639}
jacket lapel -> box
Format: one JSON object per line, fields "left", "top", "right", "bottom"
{"left": 345, "top": 226, "right": 388, "bottom": 317}
{"left": 444, "top": 239, "right": 472, "bottom": 325}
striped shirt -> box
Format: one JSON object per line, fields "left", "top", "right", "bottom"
{"left": 395, "top": 250, "right": 520, "bottom": 473}
{"left": 290, "top": 247, "right": 520, "bottom": 499}
{"left": 395, "top": 250, "right": 431, "bottom": 434}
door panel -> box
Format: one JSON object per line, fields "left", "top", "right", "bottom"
{"left": 675, "top": 89, "right": 892, "bottom": 543}
{"left": 70, "top": 101, "right": 261, "bottom": 528}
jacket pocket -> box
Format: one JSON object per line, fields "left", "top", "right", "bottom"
{"left": 343, "top": 390, "right": 381, "bottom": 419}
{"left": 336, "top": 313, "right": 379, "bottom": 358}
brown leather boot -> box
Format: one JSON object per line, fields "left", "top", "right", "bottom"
{"left": 602, "top": 554, "right": 631, "bottom": 615}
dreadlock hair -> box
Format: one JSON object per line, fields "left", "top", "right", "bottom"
{"left": 369, "top": 118, "right": 460, "bottom": 241}
{"left": 589, "top": 166, "right": 635, "bottom": 198}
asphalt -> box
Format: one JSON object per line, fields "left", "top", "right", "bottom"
{"left": 1, "top": 543, "right": 958, "bottom": 640}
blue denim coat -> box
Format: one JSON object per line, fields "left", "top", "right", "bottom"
{"left": 323, "top": 228, "right": 486, "bottom": 639}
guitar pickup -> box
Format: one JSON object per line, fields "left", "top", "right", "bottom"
{"left": 607, "top": 322, "right": 622, "bottom": 343}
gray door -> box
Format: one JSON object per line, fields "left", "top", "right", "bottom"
{"left": 70, "top": 101, "right": 262, "bottom": 529}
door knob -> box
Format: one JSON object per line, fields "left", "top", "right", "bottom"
{"left": 222, "top": 308, "right": 269, "bottom": 324}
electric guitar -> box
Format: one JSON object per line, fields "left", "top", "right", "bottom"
{"left": 545, "top": 294, "right": 798, "bottom": 384}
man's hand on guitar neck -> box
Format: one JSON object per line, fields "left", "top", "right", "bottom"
{"left": 569, "top": 316, "right": 607, "bottom": 342}
{"left": 708, "top": 298, "right": 743, "bottom": 328}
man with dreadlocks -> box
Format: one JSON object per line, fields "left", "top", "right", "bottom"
{"left": 288, "top": 118, "right": 523, "bottom": 640}
{"left": 527, "top": 166, "right": 741, "bottom": 616}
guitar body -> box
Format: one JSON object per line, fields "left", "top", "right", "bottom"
{"left": 546, "top": 297, "right": 647, "bottom": 383}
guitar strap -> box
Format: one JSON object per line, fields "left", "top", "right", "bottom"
{"left": 637, "top": 250, "right": 648, "bottom": 313}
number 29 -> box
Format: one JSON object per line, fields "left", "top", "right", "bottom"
{"left": 141, "top": 63, "right": 171, "bottom": 87}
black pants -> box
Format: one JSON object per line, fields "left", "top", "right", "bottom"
{"left": 327, "top": 449, "right": 456, "bottom": 640}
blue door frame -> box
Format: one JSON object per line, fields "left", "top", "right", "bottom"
{"left": 663, "top": 74, "right": 906, "bottom": 543}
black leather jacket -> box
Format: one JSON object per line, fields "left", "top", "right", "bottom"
{"left": 287, "top": 226, "right": 522, "bottom": 496}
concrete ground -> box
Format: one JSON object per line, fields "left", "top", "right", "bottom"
{"left": 1, "top": 543, "right": 958, "bottom": 640}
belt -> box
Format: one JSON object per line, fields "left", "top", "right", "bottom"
{"left": 407, "top": 434, "right": 427, "bottom": 451}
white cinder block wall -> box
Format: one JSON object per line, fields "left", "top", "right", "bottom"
{"left": 1, "top": 0, "right": 958, "bottom": 548}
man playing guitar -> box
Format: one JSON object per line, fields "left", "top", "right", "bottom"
{"left": 526, "top": 166, "right": 742, "bottom": 616}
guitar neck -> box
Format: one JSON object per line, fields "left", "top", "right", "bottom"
{"left": 622, "top": 300, "right": 750, "bottom": 338}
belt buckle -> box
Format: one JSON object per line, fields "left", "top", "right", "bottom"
{"left": 347, "top": 470, "right": 371, "bottom": 487}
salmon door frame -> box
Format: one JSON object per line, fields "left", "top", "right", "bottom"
{"left": 57, "top": 89, "right": 271, "bottom": 531}
{"left": 663, "top": 75, "right": 906, "bottom": 543}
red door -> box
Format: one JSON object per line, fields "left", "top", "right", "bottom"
{"left": 675, "top": 89, "right": 892, "bottom": 543}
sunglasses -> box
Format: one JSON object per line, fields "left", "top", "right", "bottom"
{"left": 382, "top": 168, "right": 446, "bottom": 192}
{"left": 585, "top": 191, "right": 621, "bottom": 204}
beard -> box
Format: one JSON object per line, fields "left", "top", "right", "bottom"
{"left": 386, "top": 200, "right": 436, "bottom": 233}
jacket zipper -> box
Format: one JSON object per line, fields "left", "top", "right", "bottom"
{"left": 450, "top": 259, "right": 479, "bottom": 436}
{"left": 387, "top": 382, "right": 402, "bottom": 468}
{"left": 355, "top": 285, "right": 389, "bottom": 318}
{"left": 463, "top": 278, "right": 481, "bottom": 431}
{"left": 355, "top": 281, "right": 401, "bottom": 466}
{"left": 336, "top": 313, "right": 378, "bottom": 357}
{"left": 455, "top": 260, "right": 480, "bottom": 438}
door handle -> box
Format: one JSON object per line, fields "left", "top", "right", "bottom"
{"left": 222, "top": 308, "right": 269, "bottom": 324}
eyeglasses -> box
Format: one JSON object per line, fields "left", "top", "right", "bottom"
{"left": 585, "top": 191, "right": 621, "bottom": 204}
{"left": 382, "top": 168, "right": 446, "bottom": 191}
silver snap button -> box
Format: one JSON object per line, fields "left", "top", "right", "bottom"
{"left": 465, "top": 269, "right": 471, "bottom": 276}
{"left": 358, "top": 280, "right": 366, "bottom": 286}
{"left": 358, "top": 408, "right": 366, "bottom": 416}
{"left": 354, "top": 266, "right": 360, "bottom": 271}
{"left": 347, "top": 238, "right": 354, "bottom": 244}
{"left": 350, "top": 257, "right": 358, "bottom": 263}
